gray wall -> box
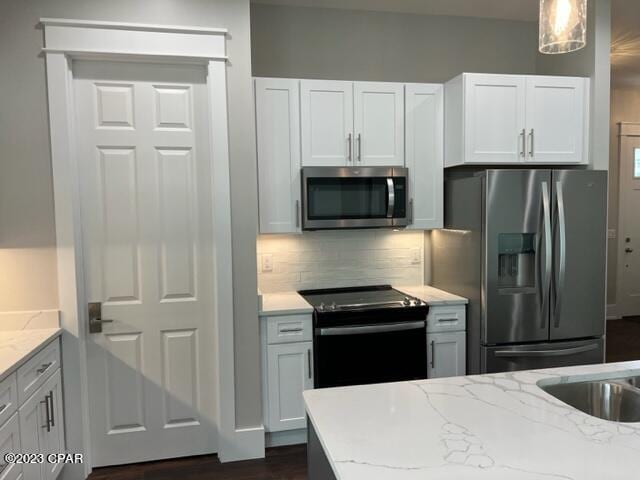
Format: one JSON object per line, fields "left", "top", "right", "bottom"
{"left": 0, "top": 0, "right": 261, "bottom": 432}
{"left": 251, "top": 4, "right": 539, "bottom": 82}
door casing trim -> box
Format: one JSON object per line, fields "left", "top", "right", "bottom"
{"left": 616, "top": 122, "right": 640, "bottom": 318}
{"left": 41, "top": 18, "right": 263, "bottom": 478}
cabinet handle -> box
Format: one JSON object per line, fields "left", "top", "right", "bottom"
{"left": 280, "top": 327, "right": 303, "bottom": 333}
{"left": 357, "top": 133, "right": 362, "bottom": 162}
{"left": 347, "top": 133, "right": 352, "bottom": 161}
{"left": 49, "top": 390, "right": 55, "bottom": 427}
{"left": 295, "top": 200, "right": 300, "bottom": 228}
{"left": 430, "top": 340, "right": 435, "bottom": 368}
{"left": 40, "top": 393, "right": 52, "bottom": 432}
{"left": 37, "top": 362, "right": 52, "bottom": 375}
{"left": 437, "top": 318, "right": 459, "bottom": 323}
{"left": 528, "top": 129, "right": 534, "bottom": 157}
{"left": 0, "top": 404, "right": 7, "bottom": 414}
{"left": 409, "top": 198, "right": 414, "bottom": 224}
{"left": 520, "top": 129, "right": 526, "bottom": 157}
{"left": 307, "top": 349, "right": 312, "bottom": 379}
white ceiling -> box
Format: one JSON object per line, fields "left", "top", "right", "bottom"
{"left": 250, "top": 0, "right": 539, "bottom": 22}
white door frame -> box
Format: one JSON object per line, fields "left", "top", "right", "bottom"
{"left": 616, "top": 122, "right": 640, "bottom": 318}
{"left": 41, "top": 18, "right": 260, "bottom": 479}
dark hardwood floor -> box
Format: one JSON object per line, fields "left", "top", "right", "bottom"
{"left": 88, "top": 317, "right": 640, "bottom": 480}
{"left": 88, "top": 445, "right": 307, "bottom": 480}
{"left": 606, "top": 316, "right": 640, "bottom": 363}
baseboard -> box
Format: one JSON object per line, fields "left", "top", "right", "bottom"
{"left": 266, "top": 428, "right": 307, "bottom": 448}
{"left": 218, "top": 426, "right": 265, "bottom": 463}
{"left": 607, "top": 304, "right": 622, "bottom": 320}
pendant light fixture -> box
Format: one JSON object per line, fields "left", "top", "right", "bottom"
{"left": 539, "top": 0, "right": 587, "bottom": 54}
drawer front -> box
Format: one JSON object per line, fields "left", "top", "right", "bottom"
{"left": 17, "top": 339, "right": 60, "bottom": 405}
{"left": 0, "top": 374, "right": 17, "bottom": 427}
{"left": 0, "top": 412, "right": 22, "bottom": 480}
{"left": 427, "top": 305, "right": 466, "bottom": 333}
{"left": 266, "top": 315, "right": 313, "bottom": 344}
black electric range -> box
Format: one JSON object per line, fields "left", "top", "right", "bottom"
{"left": 298, "top": 285, "right": 429, "bottom": 388}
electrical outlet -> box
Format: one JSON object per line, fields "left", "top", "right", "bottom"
{"left": 261, "top": 254, "right": 273, "bottom": 273}
{"left": 608, "top": 229, "right": 617, "bottom": 240}
{"left": 411, "top": 248, "right": 422, "bottom": 265}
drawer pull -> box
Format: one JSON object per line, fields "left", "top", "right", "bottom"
{"left": 0, "top": 404, "right": 7, "bottom": 414}
{"left": 37, "top": 362, "right": 53, "bottom": 374}
{"left": 437, "top": 318, "right": 458, "bottom": 323}
{"left": 279, "top": 328, "right": 303, "bottom": 333}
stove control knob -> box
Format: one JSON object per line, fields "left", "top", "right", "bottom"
{"left": 403, "top": 297, "right": 411, "bottom": 306}
{"left": 413, "top": 299, "right": 422, "bottom": 306}
{"left": 318, "top": 302, "right": 325, "bottom": 311}
{"left": 329, "top": 302, "right": 337, "bottom": 311}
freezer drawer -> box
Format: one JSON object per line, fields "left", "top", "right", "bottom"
{"left": 481, "top": 338, "right": 604, "bottom": 374}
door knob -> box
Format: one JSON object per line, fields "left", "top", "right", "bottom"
{"left": 625, "top": 247, "right": 634, "bottom": 253}
{"left": 88, "top": 302, "right": 114, "bottom": 333}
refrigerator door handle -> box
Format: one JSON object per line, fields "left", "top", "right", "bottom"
{"left": 540, "top": 181, "right": 552, "bottom": 329}
{"left": 494, "top": 343, "right": 598, "bottom": 358}
{"left": 554, "top": 181, "right": 567, "bottom": 328}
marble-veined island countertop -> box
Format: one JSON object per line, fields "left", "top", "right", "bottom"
{"left": 304, "top": 361, "right": 640, "bottom": 480}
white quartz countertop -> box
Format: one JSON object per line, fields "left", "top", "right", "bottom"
{"left": 259, "top": 292, "right": 314, "bottom": 316}
{"left": 0, "top": 328, "right": 62, "bottom": 382}
{"left": 304, "top": 361, "right": 640, "bottom": 480}
{"left": 395, "top": 285, "right": 468, "bottom": 306}
{"left": 259, "top": 285, "right": 467, "bottom": 316}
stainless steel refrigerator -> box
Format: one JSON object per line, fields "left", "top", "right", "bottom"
{"left": 432, "top": 169, "right": 607, "bottom": 374}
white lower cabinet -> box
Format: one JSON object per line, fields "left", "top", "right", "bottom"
{"left": 0, "top": 412, "right": 22, "bottom": 480}
{"left": 15, "top": 340, "right": 64, "bottom": 480}
{"left": 265, "top": 342, "right": 313, "bottom": 432}
{"left": 262, "top": 314, "right": 314, "bottom": 435}
{"left": 427, "top": 331, "right": 466, "bottom": 379}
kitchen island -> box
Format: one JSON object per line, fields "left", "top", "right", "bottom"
{"left": 304, "top": 361, "right": 640, "bottom": 479}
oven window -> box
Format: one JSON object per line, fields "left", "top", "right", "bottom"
{"left": 307, "top": 177, "right": 389, "bottom": 219}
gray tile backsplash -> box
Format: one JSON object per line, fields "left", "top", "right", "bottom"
{"left": 257, "top": 230, "right": 424, "bottom": 293}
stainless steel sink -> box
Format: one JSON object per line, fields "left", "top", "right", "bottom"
{"left": 541, "top": 380, "right": 640, "bottom": 422}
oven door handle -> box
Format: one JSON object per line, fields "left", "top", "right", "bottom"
{"left": 386, "top": 177, "right": 395, "bottom": 218}
{"left": 319, "top": 321, "right": 425, "bottom": 336}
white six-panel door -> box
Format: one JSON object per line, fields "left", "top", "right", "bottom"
{"left": 525, "top": 76, "right": 586, "bottom": 164}
{"left": 464, "top": 74, "right": 526, "bottom": 164}
{"left": 74, "top": 61, "right": 217, "bottom": 466}
{"left": 300, "top": 80, "right": 354, "bottom": 166}
{"left": 353, "top": 82, "right": 404, "bottom": 166}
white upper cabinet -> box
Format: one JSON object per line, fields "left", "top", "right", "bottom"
{"left": 255, "top": 78, "right": 302, "bottom": 234}
{"left": 300, "top": 80, "right": 354, "bottom": 166}
{"left": 525, "top": 76, "right": 587, "bottom": 164}
{"left": 353, "top": 82, "right": 405, "bottom": 166}
{"left": 405, "top": 83, "right": 443, "bottom": 230}
{"left": 445, "top": 73, "right": 589, "bottom": 167}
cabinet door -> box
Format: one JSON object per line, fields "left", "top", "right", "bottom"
{"left": 525, "top": 76, "right": 587, "bottom": 164}
{"left": 464, "top": 74, "right": 526, "bottom": 164}
{"left": 300, "top": 80, "right": 353, "bottom": 166}
{"left": 427, "top": 332, "right": 466, "bottom": 379}
{"left": 0, "top": 413, "right": 22, "bottom": 480}
{"left": 405, "top": 84, "right": 443, "bottom": 229}
{"left": 40, "top": 370, "right": 64, "bottom": 480}
{"left": 266, "top": 342, "right": 313, "bottom": 432}
{"left": 18, "top": 387, "right": 43, "bottom": 480}
{"left": 353, "top": 82, "right": 404, "bottom": 166}
{"left": 255, "top": 78, "right": 302, "bottom": 234}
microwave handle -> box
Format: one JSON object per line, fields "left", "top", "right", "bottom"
{"left": 386, "top": 178, "right": 395, "bottom": 218}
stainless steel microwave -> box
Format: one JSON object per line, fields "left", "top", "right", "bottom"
{"left": 301, "top": 167, "right": 408, "bottom": 230}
